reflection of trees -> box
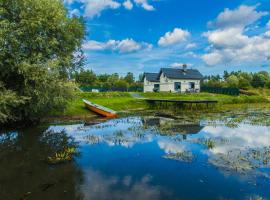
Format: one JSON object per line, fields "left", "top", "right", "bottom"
{"left": 0, "top": 127, "right": 83, "bottom": 200}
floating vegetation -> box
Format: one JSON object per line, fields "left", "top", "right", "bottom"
{"left": 47, "top": 147, "right": 77, "bottom": 165}
{"left": 194, "top": 138, "right": 229, "bottom": 150}
{"left": 163, "top": 151, "right": 194, "bottom": 162}
{"left": 209, "top": 147, "right": 270, "bottom": 173}
{"left": 209, "top": 151, "right": 254, "bottom": 172}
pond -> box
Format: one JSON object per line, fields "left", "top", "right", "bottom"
{"left": 1, "top": 111, "right": 270, "bottom": 200}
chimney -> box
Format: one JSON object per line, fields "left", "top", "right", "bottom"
{"left": 182, "top": 64, "right": 187, "bottom": 72}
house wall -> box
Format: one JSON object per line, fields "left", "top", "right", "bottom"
{"left": 159, "top": 72, "right": 201, "bottom": 93}
{"left": 143, "top": 77, "right": 159, "bottom": 92}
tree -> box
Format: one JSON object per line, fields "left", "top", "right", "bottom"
{"left": 124, "top": 72, "right": 135, "bottom": 84}
{"left": 251, "top": 73, "right": 268, "bottom": 88}
{"left": 238, "top": 78, "right": 251, "bottom": 89}
{"left": 226, "top": 75, "right": 239, "bottom": 88}
{"left": 75, "top": 70, "right": 96, "bottom": 86}
{"left": 0, "top": 0, "right": 85, "bottom": 123}
{"left": 114, "top": 80, "right": 128, "bottom": 91}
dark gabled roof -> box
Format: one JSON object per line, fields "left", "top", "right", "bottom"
{"left": 159, "top": 68, "right": 203, "bottom": 80}
{"left": 144, "top": 73, "right": 159, "bottom": 82}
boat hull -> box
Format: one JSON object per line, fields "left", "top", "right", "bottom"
{"left": 84, "top": 102, "right": 117, "bottom": 118}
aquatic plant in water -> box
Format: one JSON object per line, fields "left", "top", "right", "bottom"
{"left": 47, "top": 147, "right": 76, "bottom": 164}
{"left": 163, "top": 151, "right": 194, "bottom": 162}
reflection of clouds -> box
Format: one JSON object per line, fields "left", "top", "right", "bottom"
{"left": 158, "top": 139, "right": 186, "bottom": 154}
{"left": 48, "top": 117, "right": 154, "bottom": 148}
{"left": 80, "top": 169, "right": 165, "bottom": 200}
{"left": 203, "top": 124, "right": 270, "bottom": 154}
{"left": 0, "top": 132, "right": 18, "bottom": 143}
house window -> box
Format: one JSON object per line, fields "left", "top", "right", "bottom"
{"left": 174, "top": 82, "right": 181, "bottom": 91}
{"left": 189, "top": 82, "right": 195, "bottom": 89}
{"left": 153, "top": 84, "right": 159, "bottom": 92}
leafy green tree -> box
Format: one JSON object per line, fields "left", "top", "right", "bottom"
{"left": 75, "top": 70, "right": 96, "bottom": 86}
{"left": 227, "top": 75, "right": 239, "bottom": 88}
{"left": 238, "top": 78, "right": 251, "bottom": 89}
{"left": 124, "top": 72, "right": 135, "bottom": 84}
{"left": 0, "top": 0, "right": 85, "bottom": 123}
{"left": 114, "top": 80, "right": 128, "bottom": 91}
{"left": 251, "top": 72, "right": 269, "bottom": 88}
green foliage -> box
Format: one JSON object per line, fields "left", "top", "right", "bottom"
{"left": 0, "top": 82, "right": 28, "bottom": 123}
{"left": 227, "top": 75, "right": 239, "bottom": 88}
{"left": 75, "top": 69, "right": 96, "bottom": 85}
{"left": 0, "top": 0, "right": 85, "bottom": 124}
{"left": 75, "top": 70, "right": 143, "bottom": 92}
{"left": 204, "top": 70, "right": 270, "bottom": 89}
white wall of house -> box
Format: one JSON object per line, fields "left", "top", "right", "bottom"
{"left": 143, "top": 77, "right": 159, "bottom": 92}
{"left": 159, "top": 72, "right": 201, "bottom": 93}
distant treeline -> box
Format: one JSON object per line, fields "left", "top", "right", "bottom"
{"left": 73, "top": 70, "right": 143, "bottom": 92}
{"left": 203, "top": 70, "right": 270, "bottom": 89}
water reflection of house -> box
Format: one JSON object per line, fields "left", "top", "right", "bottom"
{"left": 142, "top": 117, "right": 204, "bottom": 139}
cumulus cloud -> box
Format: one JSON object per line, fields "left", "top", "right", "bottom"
{"left": 83, "top": 38, "right": 153, "bottom": 53}
{"left": 185, "top": 43, "right": 197, "bottom": 49}
{"left": 123, "top": 0, "right": 133, "bottom": 10}
{"left": 202, "top": 5, "right": 270, "bottom": 66}
{"left": 134, "top": 0, "right": 155, "bottom": 11}
{"left": 64, "top": 0, "right": 74, "bottom": 5}
{"left": 82, "top": 0, "right": 121, "bottom": 18}
{"left": 208, "top": 5, "right": 268, "bottom": 29}
{"left": 158, "top": 28, "right": 190, "bottom": 47}
{"left": 267, "top": 20, "right": 270, "bottom": 29}
{"left": 65, "top": 0, "right": 157, "bottom": 18}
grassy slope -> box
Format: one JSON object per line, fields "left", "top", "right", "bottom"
{"left": 58, "top": 92, "right": 147, "bottom": 117}
{"left": 140, "top": 92, "right": 269, "bottom": 104}
{"left": 54, "top": 91, "right": 270, "bottom": 117}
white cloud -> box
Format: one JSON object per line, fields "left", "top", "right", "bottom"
{"left": 83, "top": 38, "right": 153, "bottom": 53}
{"left": 158, "top": 28, "right": 190, "bottom": 47}
{"left": 134, "top": 0, "right": 155, "bottom": 11}
{"left": 70, "top": 8, "right": 80, "bottom": 16}
{"left": 264, "top": 31, "right": 270, "bottom": 37}
{"left": 203, "top": 28, "right": 249, "bottom": 49}
{"left": 202, "top": 29, "right": 270, "bottom": 66}
{"left": 185, "top": 43, "right": 197, "bottom": 49}
{"left": 64, "top": 0, "right": 75, "bottom": 5}
{"left": 71, "top": 0, "right": 121, "bottom": 18}
{"left": 202, "top": 5, "right": 270, "bottom": 66}
{"left": 123, "top": 0, "right": 133, "bottom": 10}
{"left": 117, "top": 39, "right": 143, "bottom": 53}
{"left": 208, "top": 5, "right": 268, "bottom": 29}
{"left": 267, "top": 20, "right": 270, "bottom": 29}
{"left": 202, "top": 52, "right": 224, "bottom": 66}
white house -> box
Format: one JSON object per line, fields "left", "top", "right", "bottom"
{"left": 143, "top": 66, "right": 203, "bottom": 93}
{"left": 143, "top": 73, "right": 160, "bottom": 92}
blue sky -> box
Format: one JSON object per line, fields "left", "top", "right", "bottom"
{"left": 64, "top": 0, "right": 270, "bottom": 77}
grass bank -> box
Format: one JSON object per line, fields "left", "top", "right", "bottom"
{"left": 52, "top": 91, "right": 270, "bottom": 119}
{"left": 53, "top": 92, "right": 147, "bottom": 118}
{"left": 140, "top": 92, "right": 269, "bottom": 104}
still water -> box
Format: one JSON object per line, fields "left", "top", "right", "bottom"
{"left": 1, "top": 112, "right": 270, "bottom": 200}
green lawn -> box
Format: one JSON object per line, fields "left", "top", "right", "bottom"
{"left": 57, "top": 92, "right": 147, "bottom": 117}
{"left": 140, "top": 92, "right": 269, "bottom": 104}
{"left": 53, "top": 91, "right": 270, "bottom": 118}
